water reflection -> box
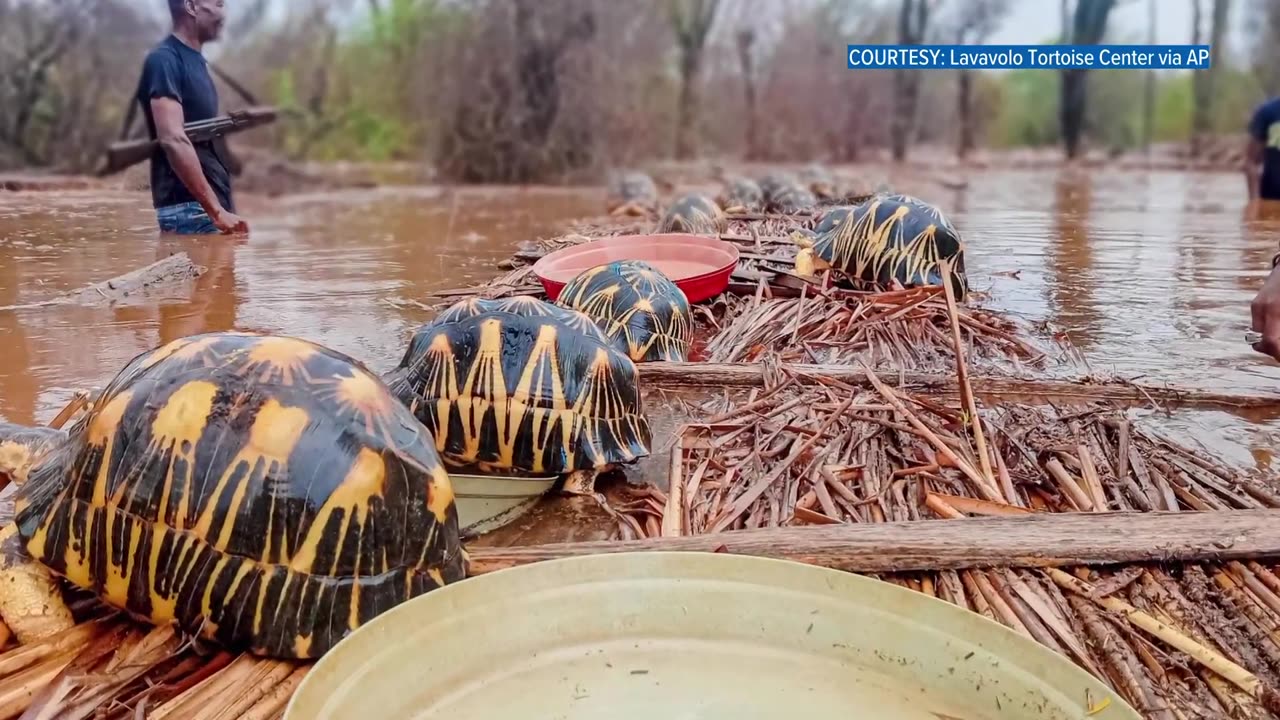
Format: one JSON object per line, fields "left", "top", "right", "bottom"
{"left": 2, "top": 170, "right": 1280, "bottom": 471}
{"left": 1047, "top": 169, "right": 1099, "bottom": 350}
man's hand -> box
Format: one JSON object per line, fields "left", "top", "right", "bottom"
{"left": 211, "top": 208, "right": 249, "bottom": 235}
{"left": 1250, "top": 264, "right": 1280, "bottom": 361}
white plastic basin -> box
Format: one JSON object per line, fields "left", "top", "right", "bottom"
{"left": 284, "top": 552, "right": 1139, "bottom": 720}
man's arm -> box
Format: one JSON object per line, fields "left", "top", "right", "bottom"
{"left": 152, "top": 98, "right": 225, "bottom": 218}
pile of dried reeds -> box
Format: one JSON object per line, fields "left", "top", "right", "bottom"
{"left": 657, "top": 373, "right": 1280, "bottom": 718}
{"left": 0, "top": 604, "right": 308, "bottom": 719}
{"left": 704, "top": 285, "right": 1051, "bottom": 372}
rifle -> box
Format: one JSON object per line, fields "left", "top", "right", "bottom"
{"left": 96, "top": 105, "right": 279, "bottom": 177}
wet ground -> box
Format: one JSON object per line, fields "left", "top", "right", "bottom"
{"left": 2, "top": 167, "right": 1280, "bottom": 475}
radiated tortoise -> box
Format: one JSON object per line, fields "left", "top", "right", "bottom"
{"left": 556, "top": 260, "right": 693, "bottom": 363}
{"left": 0, "top": 331, "right": 465, "bottom": 659}
{"left": 383, "top": 296, "right": 652, "bottom": 495}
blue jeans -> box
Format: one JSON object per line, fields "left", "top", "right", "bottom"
{"left": 156, "top": 201, "right": 218, "bottom": 235}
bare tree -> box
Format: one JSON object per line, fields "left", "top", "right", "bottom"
{"left": 669, "top": 0, "right": 721, "bottom": 159}
{"left": 736, "top": 27, "right": 760, "bottom": 160}
{"left": 892, "top": 0, "right": 934, "bottom": 162}
{"left": 1246, "top": 0, "right": 1280, "bottom": 94}
{"left": 1191, "top": 0, "right": 1231, "bottom": 156}
{"left": 1060, "top": 0, "right": 1118, "bottom": 160}
{"left": 1141, "top": 0, "right": 1156, "bottom": 153}
{"left": 945, "top": 0, "right": 1010, "bottom": 159}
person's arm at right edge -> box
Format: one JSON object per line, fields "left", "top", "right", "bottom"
{"left": 151, "top": 97, "right": 247, "bottom": 234}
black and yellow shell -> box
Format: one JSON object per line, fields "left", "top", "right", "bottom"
{"left": 556, "top": 260, "right": 693, "bottom": 363}
{"left": 717, "top": 177, "right": 764, "bottom": 212}
{"left": 769, "top": 182, "right": 818, "bottom": 214}
{"left": 606, "top": 171, "right": 658, "bottom": 212}
{"left": 14, "top": 332, "right": 464, "bottom": 660}
{"left": 655, "top": 193, "right": 727, "bottom": 235}
{"left": 384, "top": 296, "right": 652, "bottom": 477}
{"left": 806, "top": 194, "right": 967, "bottom": 299}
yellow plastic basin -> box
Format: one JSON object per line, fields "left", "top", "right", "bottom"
{"left": 284, "top": 552, "right": 1139, "bottom": 720}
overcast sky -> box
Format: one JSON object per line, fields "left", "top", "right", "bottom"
{"left": 987, "top": 0, "right": 1250, "bottom": 55}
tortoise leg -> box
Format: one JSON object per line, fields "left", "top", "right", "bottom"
{"left": 0, "top": 523, "right": 74, "bottom": 644}
{"left": 610, "top": 203, "right": 646, "bottom": 217}
{"left": 560, "top": 470, "right": 598, "bottom": 496}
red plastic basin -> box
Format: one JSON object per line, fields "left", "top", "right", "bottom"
{"left": 532, "top": 234, "right": 741, "bottom": 304}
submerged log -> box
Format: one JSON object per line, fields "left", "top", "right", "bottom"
{"left": 637, "top": 361, "right": 1280, "bottom": 411}
{"left": 0, "top": 253, "right": 205, "bottom": 311}
{"left": 465, "top": 509, "right": 1280, "bottom": 575}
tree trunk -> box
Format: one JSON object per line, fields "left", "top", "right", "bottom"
{"left": 1141, "top": 0, "right": 1156, "bottom": 153}
{"left": 675, "top": 49, "right": 702, "bottom": 160}
{"left": 466, "top": 509, "right": 1280, "bottom": 576}
{"left": 1060, "top": 69, "right": 1088, "bottom": 159}
{"left": 891, "top": 0, "right": 928, "bottom": 162}
{"left": 957, "top": 70, "right": 975, "bottom": 159}
{"left": 1059, "top": 0, "right": 1117, "bottom": 160}
{"left": 736, "top": 30, "right": 758, "bottom": 161}
{"left": 1191, "top": 0, "right": 1231, "bottom": 157}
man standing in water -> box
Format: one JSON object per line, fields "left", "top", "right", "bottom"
{"left": 135, "top": 0, "right": 248, "bottom": 235}
{"left": 1246, "top": 96, "right": 1280, "bottom": 204}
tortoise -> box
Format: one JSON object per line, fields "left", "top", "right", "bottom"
{"left": 757, "top": 172, "right": 797, "bottom": 203}
{"left": 769, "top": 182, "right": 818, "bottom": 215}
{"left": 791, "top": 193, "right": 968, "bottom": 300}
{"left": 654, "top": 193, "right": 728, "bottom": 235}
{"left": 0, "top": 331, "right": 465, "bottom": 659}
{"left": 717, "top": 177, "right": 764, "bottom": 214}
{"left": 798, "top": 163, "right": 837, "bottom": 200}
{"left": 556, "top": 259, "right": 693, "bottom": 363}
{"left": 606, "top": 171, "right": 660, "bottom": 217}
{"left": 383, "top": 296, "right": 652, "bottom": 496}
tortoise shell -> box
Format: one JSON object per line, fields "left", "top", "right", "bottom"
{"left": 0, "top": 424, "right": 65, "bottom": 486}
{"left": 606, "top": 171, "right": 659, "bottom": 213}
{"left": 717, "top": 177, "right": 764, "bottom": 212}
{"left": 384, "top": 296, "right": 652, "bottom": 477}
{"left": 14, "top": 331, "right": 464, "bottom": 659}
{"left": 769, "top": 183, "right": 818, "bottom": 214}
{"left": 798, "top": 164, "right": 837, "bottom": 200}
{"left": 757, "top": 173, "right": 797, "bottom": 203}
{"left": 655, "top": 193, "right": 727, "bottom": 235}
{"left": 808, "top": 194, "right": 967, "bottom": 300}
{"left": 556, "top": 260, "right": 693, "bottom": 363}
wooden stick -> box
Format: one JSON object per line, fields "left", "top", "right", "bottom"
{"left": 939, "top": 257, "right": 997, "bottom": 494}
{"left": 1048, "top": 568, "right": 1280, "bottom": 712}
{"left": 637, "top": 362, "right": 1280, "bottom": 411}
{"left": 662, "top": 433, "right": 685, "bottom": 538}
{"left": 466, "top": 510, "right": 1280, "bottom": 575}
{"left": 861, "top": 366, "right": 1004, "bottom": 502}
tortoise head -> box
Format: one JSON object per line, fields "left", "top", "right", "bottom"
{"left": 790, "top": 228, "right": 826, "bottom": 276}
{"left": 0, "top": 424, "right": 68, "bottom": 487}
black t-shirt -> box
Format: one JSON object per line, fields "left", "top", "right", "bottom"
{"left": 135, "top": 34, "right": 233, "bottom": 212}
{"left": 1249, "top": 97, "right": 1280, "bottom": 201}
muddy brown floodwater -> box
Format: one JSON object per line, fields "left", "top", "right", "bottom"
{"left": 2, "top": 167, "right": 1280, "bottom": 476}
